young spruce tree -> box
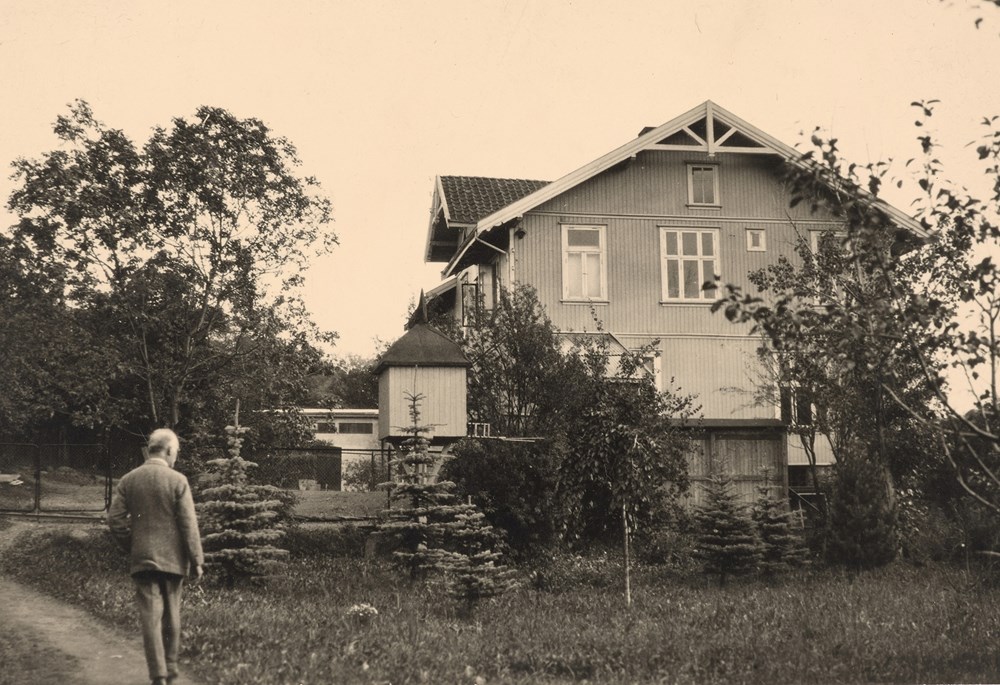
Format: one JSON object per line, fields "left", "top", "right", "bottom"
{"left": 826, "top": 457, "right": 898, "bottom": 572}
{"left": 752, "top": 482, "right": 809, "bottom": 576}
{"left": 693, "top": 474, "right": 761, "bottom": 585}
{"left": 379, "top": 393, "right": 515, "bottom": 613}
{"left": 197, "top": 415, "right": 291, "bottom": 586}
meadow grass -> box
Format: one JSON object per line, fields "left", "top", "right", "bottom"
{"left": 2, "top": 521, "right": 999, "bottom": 684}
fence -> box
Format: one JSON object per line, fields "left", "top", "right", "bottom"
{"left": 0, "top": 442, "right": 390, "bottom": 519}
{"left": 248, "top": 448, "right": 389, "bottom": 492}
{"left": 247, "top": 447, "right": 390, "bottom": 521}
{"left": 0, "top": 443, "right": 139, "bottom": 513}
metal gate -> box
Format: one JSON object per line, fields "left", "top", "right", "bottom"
{"left": 0, "top": 443, "right": 117, "bottom": 513}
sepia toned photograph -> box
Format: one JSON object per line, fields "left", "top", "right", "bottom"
{"left": 1, "top": 1, "right": 999, "bottom": 683}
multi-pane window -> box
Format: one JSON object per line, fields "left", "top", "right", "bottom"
{"left": 661, "top": 228, "right": 719, "bottom": 301}
{"left": 339, "top": 422, "right": 374, "bottom": 434}
{"left": 562, "top": 225, "right": 607, "bottom": 300}
{"left": 687, "top": 165, "right": 719, "bottom": 205}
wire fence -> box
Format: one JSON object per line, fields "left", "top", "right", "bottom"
{"left": 0, "top": 443, "right": 390, "bottom": 518}
{"left": 0, "top": 442, "right": 139, "bottom": 513}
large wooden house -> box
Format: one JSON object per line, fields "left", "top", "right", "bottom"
{"left": 418, "top": 100, "right": 921, "bottom": 503}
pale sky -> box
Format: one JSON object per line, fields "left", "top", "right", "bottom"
{"left": 2, "top": 0, "right": 998, "bottom": 357}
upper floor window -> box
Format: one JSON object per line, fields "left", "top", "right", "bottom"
{"left": 809, "top": 228, "right": 849, "bottom": 303}
{"left": 661, "top": 228, "right": 719, "bottom": 302}
{"left": 339, "top": 422, "right": 374, "bottom": 434}
{"left": 746, "top": 228, "right": 766, "bottom": 252}
{"left": 562, "top": 225, "right": 607, "bottom": 301}
{"left": 687, "top": 164, "right": 719, "bottom": 206}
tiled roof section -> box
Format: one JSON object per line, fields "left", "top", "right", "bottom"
{"left": 440, "top": 176, "right": 549, "bottom": 224}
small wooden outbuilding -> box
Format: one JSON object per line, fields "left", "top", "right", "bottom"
{"left": 374, "top": 323, "right": 470, "bottom": 446}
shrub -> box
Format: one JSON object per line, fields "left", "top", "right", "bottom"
{"left": 343, "top": 455, "right": 388, "bottom": 492}
{"left": 752, "top": 484, "right": 809, "bottom": 575}
{"left": 380, "top": 393, "right": 516, "bottom": 612}
{"left": 442, "top": 438, "right": 562, "bottom": 559}
{"left": 897, "top": 493, "right": 966, "bottom": 563}
{"left": 692, "top": 474, "right": 761, "bottom": 585}
{"left": 825, "top": 458, "right": 898, "bottom": 571}
{"left": 196, "top": 424, "right": 292, "bottom": 586}
{"left": 284, "top": 524, "right": 369, "bottom": 558}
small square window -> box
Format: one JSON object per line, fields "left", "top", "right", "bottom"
{"left": 746, "top": 228, "right": 766, "bottom": 252}
{"left": 687, "top": 165, "right": 719, "bottom": 205}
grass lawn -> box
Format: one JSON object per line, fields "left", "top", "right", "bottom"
{"left": 2, "top": 521, "right": 999, "bottom": 684}
{"left": 292, "top": 489, "right": 386, "bottom": 520}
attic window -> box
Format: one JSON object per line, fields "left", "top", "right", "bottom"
{"left": 687, "top": 165, "right": 719, "bottom": 206}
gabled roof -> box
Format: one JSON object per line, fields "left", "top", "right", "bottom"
{"left": 374, "top": 323, "right": 470, "bottom": 374}
{"left": 441, "top": 100, "right": 926, "bottom": 277}
{"left": 439, "top": 176, "right": 549, "bottom": 225}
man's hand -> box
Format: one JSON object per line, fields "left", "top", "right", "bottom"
{"left": 191, "top": 564, "right": 203, "bottom": 581}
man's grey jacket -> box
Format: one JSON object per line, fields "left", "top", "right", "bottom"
{"left": 107, "top": 458, "right": 204, "bottom": 577}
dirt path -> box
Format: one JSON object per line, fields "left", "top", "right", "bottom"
{"left": 0, "top": 520, "right": 202, "bottom": 685}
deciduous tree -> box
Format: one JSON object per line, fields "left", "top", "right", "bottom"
{"left": 7, "top": 101, "right": 335, "bottom": 435}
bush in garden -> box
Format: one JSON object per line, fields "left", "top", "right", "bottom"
{"left": 752, "top": 484, "right": 809, "bottom": 575}
{"left": 692, "top": 474, "right": 761, "bottom": 585}
{"left": 343, "top": 455, "right": 388, "bottom": 492}
{"left": 442, "top": 438, "right": 563, "bottom": 559}
{"left": 196, "top": 423, "right": 292, "bottom": 586}
{"left": 825, "top": 457, "right": 898, "bottom": 571}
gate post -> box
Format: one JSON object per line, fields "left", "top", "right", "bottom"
{"left": 104, "top": 444, "right": 113, "bottom": 511}
{"left": 33, "top": 443, "right": 41, "bottom": 513}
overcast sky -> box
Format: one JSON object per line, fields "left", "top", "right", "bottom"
{"left": 2, "top": 0, "right": 998, "bottom": 357}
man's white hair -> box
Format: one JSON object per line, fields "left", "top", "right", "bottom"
{"left": 147, "top": 428, "right": 180, "bottom": 458}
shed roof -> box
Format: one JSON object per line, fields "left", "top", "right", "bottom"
{"left": 374, "top": 323, "right": 470, "bottom": 374}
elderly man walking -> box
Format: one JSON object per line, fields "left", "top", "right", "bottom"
{"left": 108, "top": 428, "right": 204, "bottom": 685}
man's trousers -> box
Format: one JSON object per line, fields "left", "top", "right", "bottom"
{"left": 133, "top": 570, "right": 184, "bottom": 681}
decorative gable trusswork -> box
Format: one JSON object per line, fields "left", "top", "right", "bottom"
{"left": 638, "top": 111, "right": 768, "bottom": 154}
{"left": 426, "top": 100, "right": 926, "bottom": 277}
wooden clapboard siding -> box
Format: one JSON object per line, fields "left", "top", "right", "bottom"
{"left": 686, "top": 429, "right": 787, "bottom": 507}
{"left": 503, "top": 148, "right": 843, "bottom": 421}
{"left": 533, "top": 150, "right": 836, "bottom": 221}
{"left": 378, "top": 367, "right": 467, "bottom": 441}
{"left": 661, "top": 336, "right": 770, "bottom": 419}
{"left": 513, "top": 214, "right": 840, "bottom": 338}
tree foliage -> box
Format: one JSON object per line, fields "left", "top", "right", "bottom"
{"left": 379, "top": 393, "right": 515, "bottom": 612}
{"left": 6, "top": 101, "right": 335, "bottom": 437}
{"left": 752, "top": 483, "right": 809, "bottom": 575}
{"left": 196, "top": 420, "right": 294, "bottom": 586}
{"left": 442, "top": 285, "right": 696, "bottom": 553}
{"left": 715, "top": 98, "right": 1000, "bottom": 556}
{"left": 826, "top": 457, "right": 899, "bottom": 571}
{"left": 692, "top": 474, "right": 762, "bottom": 585}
